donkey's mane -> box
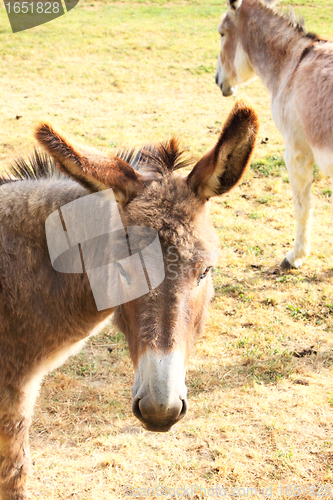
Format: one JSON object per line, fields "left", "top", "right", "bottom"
{"left": 117, "top": 137, "right": 192, "bottom": 176}
{"left": 262, "top": 0, "right": 323, "bottom": 42}
{"left": 0, "top": 149, "right": 62, "bottom": 185}
{"left": 0, "top": 137, "right": 192, "bottom": 186}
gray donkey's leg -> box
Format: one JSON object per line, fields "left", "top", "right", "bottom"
{"left": 281, "top": 144, "right": 314, "bottom": 268}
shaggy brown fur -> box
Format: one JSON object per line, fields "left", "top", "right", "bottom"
{"left": 0, "top": 101, "right": 258, "bottom": 499}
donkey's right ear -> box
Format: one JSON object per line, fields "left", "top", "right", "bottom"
{"left": 227, "top": 0, "right": 243, "bottom": 11}
{"left": 35, "top": 123, "right": 145, "bottom": 206}
{"left": 187, "top": 101, "right": 258, "bottom": 201}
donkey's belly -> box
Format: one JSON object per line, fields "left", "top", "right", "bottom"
{"left": 312, "top": 147, "right": 333, "bottom": 176}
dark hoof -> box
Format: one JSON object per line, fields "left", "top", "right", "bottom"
{"left": 280, "top": 257, "right": 293, "bottom": 269}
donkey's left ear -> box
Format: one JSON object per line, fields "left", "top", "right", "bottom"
{"left": 35, "top": 123, "right": 145, "bottom": 206}
{"left": 187, "top": 101, "right": 259, "bottom": 201}
{"left": 227, "top": 0, "right": 243, "bottom": 11}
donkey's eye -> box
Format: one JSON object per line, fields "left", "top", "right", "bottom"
{"left": 197, "top": 266, "right": 212, "bottom": 286}
{"left": 220, "top": 32, "right": 225, "bottom": 38}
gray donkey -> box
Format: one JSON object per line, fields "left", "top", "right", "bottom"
{"left": 0, "top": 101, "right": 258, "bottom": 500}
{"left": 216, "top": 0, "right": 333, "bottom": 268}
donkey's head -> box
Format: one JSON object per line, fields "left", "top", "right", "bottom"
{"left": 216, "top": 0, "right": 256, "bottom": 96}
{"left": 35, "top": 101, "right": 258, "bottom": 432}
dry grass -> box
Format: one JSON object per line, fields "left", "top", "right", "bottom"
{"left": 1, "top": 0, "right": 333, "bottom": 499}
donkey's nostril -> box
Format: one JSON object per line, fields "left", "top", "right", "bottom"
{"left": 132, "top": 397, "right": 142, "bottom": 420}
{"left": 178, "top": 398, "right": 188, "bottom": 420}
{"left": 132, "top": 395, "right": 188, "bottom": 432}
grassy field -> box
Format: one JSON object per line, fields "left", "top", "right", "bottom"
{"left": 1, "top": 0, "right": 333, "bottom": 499}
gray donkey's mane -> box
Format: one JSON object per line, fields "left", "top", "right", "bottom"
{"left": 263, "top": 0, "right": 323, "bottom": 42}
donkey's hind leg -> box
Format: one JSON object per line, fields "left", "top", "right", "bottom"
{"left": 311, "top": 147, "right": 333, "bottom": 218}
{"left": 282, "top": 145, "right": 314, "bottom": 269}
{"left": 0, "top": 393, "right": 31, "bottom": 500}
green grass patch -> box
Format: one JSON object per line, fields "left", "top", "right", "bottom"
{"left": 321, "top": 187, "right": 332, "bottom": 198}
{"left": 250, "top": 156, "right": 286, "bottom": 178}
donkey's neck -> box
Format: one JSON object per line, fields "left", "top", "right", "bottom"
{"left": 240, "top": 0, "right": 311, "bottom": 95}
{"left": 0, "top": 179, "right": 113, "bottom": 350}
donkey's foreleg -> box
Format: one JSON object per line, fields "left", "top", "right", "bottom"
{"left": 0, "top": 416, "right": 31, "bottom": 500}
{"left": 282, "top": 147, "right": 314, "bottom": 269}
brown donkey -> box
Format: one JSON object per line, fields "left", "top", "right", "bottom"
{"left": 0, "top": 101, "right": 258, "bottom": 500}
{"left": 216, "top": 0, "right": 333, "bottom": 268}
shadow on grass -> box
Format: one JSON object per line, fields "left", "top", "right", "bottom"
{"left": 187, "top": 350, "right": 295, "bottom": 395}
{"left": 262, "top": 267, "right": 333, "bottom": 286}
{"left": 187, "top": 346, "right": 333, "bottom": 396}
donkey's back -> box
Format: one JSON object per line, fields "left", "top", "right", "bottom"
{"left": 293, "top": 41, "right": 333, "bottom": 157}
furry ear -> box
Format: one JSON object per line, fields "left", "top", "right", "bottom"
{"left": 35, "top": 123, "right": 145, "bottom": 206}
{"left": 227, "top": 0, "right": 243, "bottom": 11}
{"left": 187, "top": 101, "right": 259, "bottom": 201}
